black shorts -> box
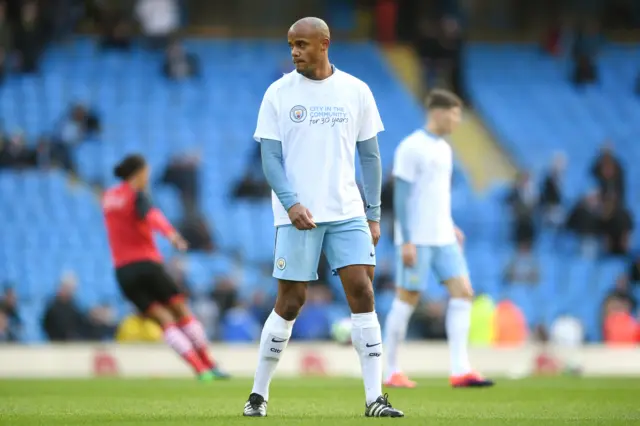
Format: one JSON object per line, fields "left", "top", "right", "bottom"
{"left": 115, "top": 261, "right": 183, "bottom": 313}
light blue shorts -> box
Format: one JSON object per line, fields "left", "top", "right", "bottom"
{"left": 273, "top": 217, "right": 376, "bottom": 282}
{"left": 395, "top": 243, "right": 469, "bottom": 291}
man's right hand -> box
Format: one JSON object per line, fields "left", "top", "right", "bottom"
{"left": 401, "top": 243, "right": 417, "bottom": 267}
{"left": 288, "top": 203, "right": 316, "bottom": 230}
{"left": 170, "top": 233, "right": 188, "bottom": 252}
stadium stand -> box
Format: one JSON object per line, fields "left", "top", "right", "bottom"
{"left": 466, "top": 43, "right": 640, "bottom": 205}
{"left": 0, "top": 38, "right": 464, "bottom": 342}
{"left": 1, "top": 38, "right": 638, "bottom": 343}
{"left": 465, "top": 43, "right": 640, "bottom": 340}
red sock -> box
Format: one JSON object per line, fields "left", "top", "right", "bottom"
{"left": 163, "top": 324, "right": 208, "bottom": 374}
{"left": 179, "top": 316, "right": 216, "bottom": 370}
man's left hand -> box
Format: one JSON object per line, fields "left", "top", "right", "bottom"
{"left": 368, "top": 220, "right": 381, "bottom": 247}
{"left": 455, "top": 226, "right": 465, "bottom": 247}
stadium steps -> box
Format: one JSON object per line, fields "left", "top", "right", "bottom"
{"left": 381, "top": 44, "right": 516, "bottom": 192}
{"left": 449, "top": 110, "right": 517, "bottom": 192}
{"left": 381, "top": 44, "right": 423, "bottom": 97}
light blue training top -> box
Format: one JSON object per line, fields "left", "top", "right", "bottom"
{"left": 393, "top": 177, "right": 411, "bottom": 242}
{"left": 260, "top": 137, "right": 382, "bottom": 222}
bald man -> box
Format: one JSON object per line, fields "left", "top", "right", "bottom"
{"left": 243, "top": 17, "right": 404, "bottom": 418}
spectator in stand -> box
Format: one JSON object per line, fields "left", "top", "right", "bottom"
{"left": 86, "top": 304, "right": 117, "bottom": 341}
{"left": 609, "top": 276, "right": 637, "bottom": 313}
{"left": 58, "top": 104, "right": 101, "bottom": 145}
{"left": 14, "top": 0, "right": 44, "bottom": 74}
{"left": 45, "top": 0, "right": 84, "bottom": 41}
{"left": 591, "top": 143, "right": 625, "bottom": 201}
{"left": 572, "top": 53, "right": 598, "bottom": 86}
{"left": 599, "top": 194, "right": 633, "bottom": 256}
{"left": 52, "top": 104, "right": 100, "bottom": 173}
{"left": 42, "top": 272, "right": 89, "bottom": 342}
{"left": 0, "top": 131, "right": 37, "bottom": 169}
{"left": 602, "top": 277, "right": 637, "bottom": 344}
{"left": 627, "top": 255, "right": 640, "bottom": 285}
{"left": 572, "top": 20, "right": 602, "bottom": 61}
{"left": 232, "top": 170, "right": 270, "bottom": 200}
{"left": 540, "top": 152, "right": 566, "bottom": 227}
{"left": 160, "top": 152, "right": 200, "bottom": 211}
{"left": 163, "top": 37, "right": 200, "bottom": 81}
{"left": 33, "top": 133, "right": 80, "bottom": 172}
{"left": 0, "top": 286, "right": 21, "bottom": 341}
{"left": 178, "top": 210, "right": 215, "bottom": 252}
{"left": 233, "top": 145, "right": 270, "bottom": 200}
{"left": 34, "top": 134, "right": 56, "bottom": 169}
{"left": 504, "top": 240, "right": 540, "bottom": 285}
{"left": 97, "top": 2, "right": 133, "bottom": 50}
{"left": 603, "top": 311, "right": 638, "bottom": 345}
{"left": 414, "top": 16, "right": 462, "bottom": 96}
{"left": 571, "top": 20, "right": 601, "bottom": 86}
{"left": 412, "top": 300, "right": 447, "bottom": 340}
{"left": 506, "top": 171, "right": 538, "bottom": 245}
{"left": 0, "top": 1, "right": 11, "bottom": 85}
{"left": 212, "top": 277, "right": 237, "bottom": 316}
{"left": 598, "top": 156, "right": 625, "bottom": 201}
{"left": 136, "top": 0, "right": 179, "bottom": 49}
{"left": 566, "top": 190, "right": 602, "bottom": 258}
{"left": 414, "top": 17, "right": 440, "bottom": 92}
{"left": 441, "top": 16, "right": 465, "bottom": 98}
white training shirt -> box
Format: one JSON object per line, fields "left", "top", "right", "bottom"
{"left": 254, "top": 69, "right": 384, "bottom": 227}
{"left": 393, "top": 128, "right": 456, "bottom": 246}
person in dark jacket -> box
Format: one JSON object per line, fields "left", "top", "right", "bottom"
{"left": 14, "top": 1, "right": 44, "bottom": 74}
{"left": 42, "top": 273, "right": 88, "bottom": 341}
{"left": 540, "top": 153, "right": 566, "bottom": 226}
{"left": 566, "top": 190, "right": 601, "bottom": 258}
{"left": 591, "top": 142, "right": 625, "bottom": 201}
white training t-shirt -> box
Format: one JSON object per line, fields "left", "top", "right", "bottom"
{"left": 254, "top": 69, "right": 384, "bottom": 227}
{"left": 393, "top": 129, "right": 456, "bottom": 246}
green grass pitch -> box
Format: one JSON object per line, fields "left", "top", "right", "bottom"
{"left": 1, "top": 377, "right": 638, "bottom": 425}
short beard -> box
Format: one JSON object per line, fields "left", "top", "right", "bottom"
{"left": 297, "top": 66, "right": 318, "bottom": 80}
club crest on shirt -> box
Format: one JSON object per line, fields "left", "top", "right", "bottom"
{"left": 289, "top": 105, "right": 307, "bottom": 123}
{"left": 276, "top": 257, "right": 286, "bottom": 270}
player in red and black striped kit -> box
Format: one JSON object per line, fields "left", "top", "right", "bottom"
{"left": 103, "top": 154, "right": 228, "bottom": 381}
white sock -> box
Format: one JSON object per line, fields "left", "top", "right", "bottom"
{"left": 446, "top": 298, "right": 472, "bottom": 376}
{"left": 251, "top": 310, "right": 295, "bottom": 401}
{"left": 351, "top": 311, "right": 383, "bottom": 405}
{"left": 383, "top": 298, "right": 415, "bottom": 378}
